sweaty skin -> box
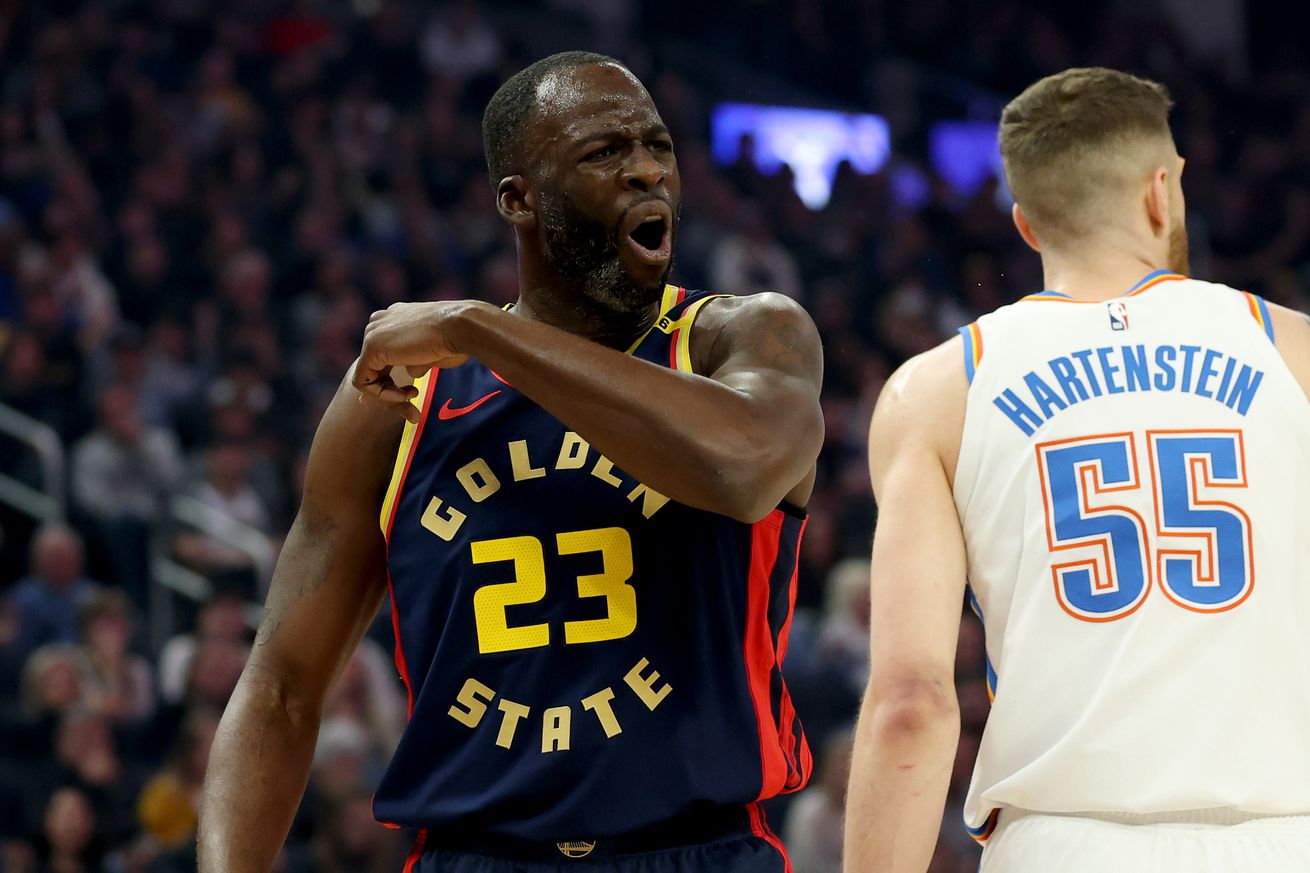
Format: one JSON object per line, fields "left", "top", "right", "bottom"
{"left": 199, "top": 61, "right": 823, "bottom": 873}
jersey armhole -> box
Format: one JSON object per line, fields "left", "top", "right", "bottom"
{"left": 379, "top": 369, "right": 439, "bottom": 538}
{"left": 958, "top": 322, "right": 984, "bottom": 384}
{"left": 1241, "top": 291, "right": 1276, "bottom": 344}
{"left": 670, "top": 293, "right": 732, "bottom": 373}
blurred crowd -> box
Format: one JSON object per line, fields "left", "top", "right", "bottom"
{"left": 1, "top": 1, "right": 1308, "bottom": 872}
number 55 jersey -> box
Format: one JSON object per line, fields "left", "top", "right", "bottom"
{"left": 372, "top": 286, "right": 811, "bottom": 841}
{"left": 954, "top": 272, "right": 1310, "bottom": 841}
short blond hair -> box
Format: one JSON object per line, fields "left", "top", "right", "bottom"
{"left": 1000, "top": 67, "right": 1174, "bottom": 243}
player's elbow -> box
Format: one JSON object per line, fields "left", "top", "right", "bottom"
{"left": 236, "top": 659, "right": 326, "bottom": 733}
{"left": 704, "top": 463, "right": 793, "bottom": 523}
{"left": 700, "top": 427, "right": 821, "bottom": 523}
{"left": 866, "top": 675, "right": 958, "bottom": 737}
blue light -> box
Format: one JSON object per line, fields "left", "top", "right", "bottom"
{"left": 929, "top": 121, "right": 1006, "bottom": 199}
{"left": 710, "top": 103, "right": 891, "bottom": 209}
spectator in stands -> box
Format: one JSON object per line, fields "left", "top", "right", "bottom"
{"left": 708, "top": 207, "right": 804, "bottom": 296}
{"left": 173, "top": 441, "right": 273, "bottom": 589}
{"left": 6, "top": 525, "right": 99, "bottom": 664}
{"left": 34, "top": 785, "right": 104, "bottom": 873}
{"left": 418, "top": 0, "right": 504, "bottom": 81}
{"left": 69, "top": 383, "right": 183, "bottom": 598}
{"left": 75, "top": 590, "right": 154, "bottom": 723}
{"left": 35, "top": 711, "right": 140, "bottom": 850}
{"left": 0, "top": 590, "right": 23, "bottom": 694}
{"left": 817, "top": 558, "right": 871, "bottom": 695}
{"left": 157, "top": 591, "right": 250, "bottom": 706}
{"left": 19, "top": 646, "right": 84, "bottom": 723}
{"left": 181, "top": 636, "right": 248, "bottom": 711}
{"left": 305, "top": 785, "right": 405, "bottom": 873}
{"left": 782, "top": 729, "right": 853, "bottom": 873}
{"left": 318, "top": 642, "right": 406, "bottom": 771}
{"left": 136, "top": 708, "right": 217, "bottom": 851}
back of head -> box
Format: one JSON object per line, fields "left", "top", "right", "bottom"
{"left": 1000, "top": 67, "right": 1175, "bottom": 248}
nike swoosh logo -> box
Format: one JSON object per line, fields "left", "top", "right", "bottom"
{"left": 437, "top": 390, "right": 502, "bottom": 420}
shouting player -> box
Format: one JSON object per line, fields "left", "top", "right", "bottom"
{"left": 200, "top": 52, "right": 822, "bottom": 873}
{"left": 844, "top": 67, "right": 1310, "bottom": 872}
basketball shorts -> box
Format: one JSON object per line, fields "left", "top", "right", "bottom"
{"left": 981, "top": 808, "right": 1310, "bottom": 873}
{"left": 405, "top": 804, "right": 790, "bottom": 873}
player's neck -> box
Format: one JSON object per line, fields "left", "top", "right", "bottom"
{"left": 511, "top": 284, "right": 658, "bottom": 351}
{"left": 1040, "top": 252, "right": 1177, "bottom": 302}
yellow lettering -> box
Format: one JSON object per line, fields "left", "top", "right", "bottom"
{"left": 624, "top": 658, "right": 672, "bottom": 711}
{"left": 471, "top": 536, "right": 550, "bottom": 654}
{"left": 542, "top": 705, "right": 572, "bottom": 753}
{"left": 447, "top": 678, "right": 495, "bottom": 728}
{"left": 508, "top": 440, "right": 546, "bottom": 481}
{"left": 495, "top": 699, "right": 530, "bottom": 749}
{"left": 560, "top": 528, "right": 636, "bottom": 645}
{"left": 457, "top": 458, "right": 501, "bottom": 502}
{"left": 591, "top": 455, "right": 623, "bottom": 488}
{"left": 557, "top": 432, "right": 589, "bottom": 470}
{"left": 626, "top": 483, "right": 670, "bottom": 518}
{"left": 421, "top": 496, "right": 467, "bottom": 541}
{"left": 581, "top": 687, "right": 622, "bottom": 738}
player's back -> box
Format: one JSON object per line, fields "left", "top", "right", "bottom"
{"left": 954, "top": 270, "right": 1310, "bottom": 838}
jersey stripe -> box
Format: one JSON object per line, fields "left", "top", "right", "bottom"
{"left": 1243, "top": 291, "right": 1276, "bottom": 343}
{"left": 965, "top": 585, "right": 998, "bottom": 702}
{"left": 380, "top": 370, "right": 438, "bottom": 536}
{"left": 745, "top": 515, "right": 788, "bottom": 800}
{"left": 669, "top": 294, "right": 729, "bottom": 372}
{"left": 1019, "top": 271, "right": 1186, "bottom": 303}
{"left": 623, "top": 284, "right": 687, "bottom": 354}
{"left": 748, "top": 803, "right": 794, "bottom": 873}
{"left": 965, "top": 808, "right": 1000, "bottom": 844}
{"left": 959, "top": 322, "right": 983, "bottom": 383}
{"left": 382, "top": 369, "right": 438, "bottom": 721}
{"left": 401, "top": 829, "right": 427, "bottom": 872}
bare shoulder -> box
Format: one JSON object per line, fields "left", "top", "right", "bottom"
{"left": 690, "top": 291, "right": 822, "bottom": 383}
{"left": 302, "top": 361, "right": 409, "bottom": 516}
{"left": 869, "top": 335, "right": 967, "bottom": 483}
{"left": 1264, "top": 299, "right": 1310, "bottom": 342}
{"left": 1262, "top": 300, "right": 1310, "bottom": 402}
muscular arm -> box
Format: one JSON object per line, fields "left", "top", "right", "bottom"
{"left": 844, "top": 339, "right": 968, "bottom": 873}
{"left": 199, "top": 367, "right": 403, "bottom": 873}
{"left": 356, "top": 293, "right": 823, "bottom": 521}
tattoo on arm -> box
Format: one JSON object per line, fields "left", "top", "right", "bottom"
{"left": 762, "top": 318, "right": 806, "bottom": 371}
{"left": 253, "top": 509, "right": 339, "bottom": 648}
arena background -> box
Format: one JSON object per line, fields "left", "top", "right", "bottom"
{"left": 1, "top": 1, "right": 1307, "bottom": 871}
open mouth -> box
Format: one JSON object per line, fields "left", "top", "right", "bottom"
{"left": 629, "top": 216, "right": 667, "bottom": 253}
{"left": 620, "top": 200, "right": 673, "bottom": 267}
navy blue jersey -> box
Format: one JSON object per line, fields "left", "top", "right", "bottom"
{"left": 372, "top": 286, "right": 811, "bottom": 842}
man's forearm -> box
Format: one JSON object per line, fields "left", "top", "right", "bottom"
{"left": 199, "top": 667, "right": 321, "bottom": 873}
{"left": 449, "top": 305, "right": 808, "bottom": 520}
{"left": 843, "top": 690, "right": 959, "bottom": 873}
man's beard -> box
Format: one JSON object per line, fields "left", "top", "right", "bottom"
{"left": 538, "top": 191, "right": 674, "bottom": 314}
{"left": 1168, "top": 219, "right": 1189, "bottom": 275}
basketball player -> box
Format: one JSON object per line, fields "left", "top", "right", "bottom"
{"left": 843, "top": 67, "right": 1310, "bottom": 872}
{"left": 200, "top": 52, "right": 823, "bottom": 873}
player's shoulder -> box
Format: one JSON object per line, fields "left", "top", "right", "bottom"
{"left": 881, "top": 335, "right": 967, "bottom": 418}
{"left": 692, "top": 289, "right": 814, "bottom": 331}
{"left": 303, "top": 361, "right": 408, "bottom": 513}
{"left": 689, "top": 290, "right": 822, "bottom": 377}
{"left": 871, "top": 336, "right": 967, "bottom": 454}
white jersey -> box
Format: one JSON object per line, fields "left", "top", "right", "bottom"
{"left": 953, "top": 271, "right": 1310, "bottom": 842}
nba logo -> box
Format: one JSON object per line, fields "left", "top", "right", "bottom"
{"left": 1108, "top": 301, "right": 1129, "bottom": 331}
